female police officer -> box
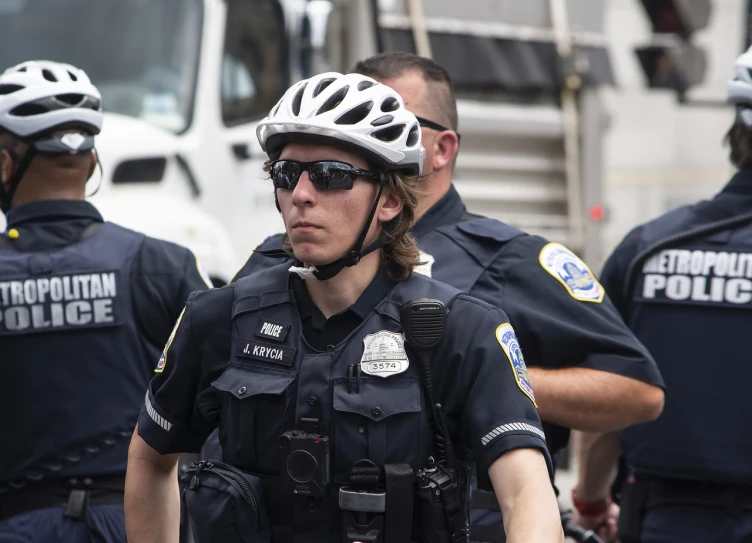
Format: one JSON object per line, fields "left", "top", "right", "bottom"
{"left": 124, "top": 72, "right": 563, "bottom": 543}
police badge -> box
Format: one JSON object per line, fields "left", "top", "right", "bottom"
{"left": 360, "top": 331, "right": 410, "bottom": 378}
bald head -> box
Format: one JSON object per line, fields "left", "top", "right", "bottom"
{"left": 352, "top": 52, "right": 458, "bottom": 131}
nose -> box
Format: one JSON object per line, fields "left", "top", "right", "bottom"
{"left": 291, "top": 170, "right": 317, "bottom": 207}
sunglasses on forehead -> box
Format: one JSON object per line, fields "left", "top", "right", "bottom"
{"left": 415, "top": 116, "right": 461, "bottom": 142}
{"left": 269, "top": 159, "right": 383, "bottom": 191}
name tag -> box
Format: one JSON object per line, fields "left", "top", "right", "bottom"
{"left": 254, "top": 319, "right": 290, "bottom": 342}
{"left": 236, "top": 337, "right": 296, "bottom": 367}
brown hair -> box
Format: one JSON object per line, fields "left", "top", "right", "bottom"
{"left": 264, "top": 156, "right": 424, "bottom": 280}
{"left": 352, "top": 52, "right": 458, "bottom": 131}
{"left": 725, "top": 119, "right": 752, "bottom": 171}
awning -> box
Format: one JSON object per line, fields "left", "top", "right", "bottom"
{"left": 378, "top": 29, "right": 615, "bottom": 92}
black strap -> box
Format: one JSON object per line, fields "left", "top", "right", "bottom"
{"left": 644, "top": 477, "right": 752, "bottom": 513}
{"left": 623, "top": 209, "right": 752, "bottom": 301}
{"left": 384, "top": 464, "right": 414, "bottom": 543}
{"left": 469, "top": 524, "right": 506, "bottom": 543}
{"left": 470, "top": 487, "right": 501, "bottom": 512}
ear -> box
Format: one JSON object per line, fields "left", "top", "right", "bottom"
{"left": 87, "top": 150, "right": 99, "bottom": 180}
{"left": 431, "top": 130, "right": 460, "bottom": 173}
{"left": 0, "top": 148, "right": 16, "bottom": 188}
{"left": 377, "top": 187, "right": 403, "bottom": 224}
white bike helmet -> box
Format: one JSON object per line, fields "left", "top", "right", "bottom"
{"left": 0, "top": 60, "right": 103, "bottom": 138}
{"left": 727, "top": 46, "right": 752, "bottom": 127}
{"left": 257, "top": 72, "right": 425, "bottom": 175}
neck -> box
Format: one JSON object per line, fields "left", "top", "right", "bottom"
{"left": 413, "top": 173, "right": 452, "bottom": 221}
{"left": 305, "top": 249, "right": 382, "bottom": 318}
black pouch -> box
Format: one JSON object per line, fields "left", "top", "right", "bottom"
{"left": 180, "top": 460, "right": 271, "bottom": 543}
{"left": 618, "top": 478, "right": 649, "bottom": 543}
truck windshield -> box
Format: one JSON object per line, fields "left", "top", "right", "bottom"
{"left": 0, "top": 0, "right": 202, "bottom": 134}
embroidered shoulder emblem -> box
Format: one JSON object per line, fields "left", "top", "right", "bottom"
{"left": 539, "top": 243, "right": 604, "bottom": 303}
{"left": 495, "top": 323, "right": 537, "bottom": 407}
{"left": 155, "top": 307, "right": 185, "bottom": 373}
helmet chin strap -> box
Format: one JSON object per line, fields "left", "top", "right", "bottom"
{"left": 290, "top": 177, "right": 388, "bottom": 281}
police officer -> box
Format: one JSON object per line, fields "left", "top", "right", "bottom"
{"left": 0, "top": 60, "right": 212, "bottom": 542}
{"left": 229, "top": 53, "right": 666, "bottom": 542}
{"left": 125, "top": 71, "right": 564, "bottom": 543}
{"left": 573, "top": 46, "right": 752, "bottom": 543}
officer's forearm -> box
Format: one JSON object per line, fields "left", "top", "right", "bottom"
{"left": 125, "top": 431, "right": 182, "bottom": 543}
{"left": 490, "top": 449, "right": 564, "bottom": 543}
{"left": 574, "top": 430, "right": 621, "bottom": 501}
{"left": 527, "top": 367, "right": 664, "bottom": 432}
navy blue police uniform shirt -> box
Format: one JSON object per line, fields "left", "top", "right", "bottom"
{"left": 137, "top": 265, "right": 553, "bottom": 496}
{"left": 232, "top": 185, "right": 665, "bottom": 459}
{"left": 0, "top": 199, "right": 212, "bottom": 484}
{"left": 600, "top": 171, "right": 752, "bottom": 485}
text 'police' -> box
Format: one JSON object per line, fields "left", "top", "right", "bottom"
{"left": 0, "top": 273, "right": 118, "bottom": 331}
{"left": 641, "top": 249, "right": 752, "bottom": 304}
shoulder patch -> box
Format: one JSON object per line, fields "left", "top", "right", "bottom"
{"left": 456, "top": 217, "right": 523, "bottom": 243}
{"left": 539, "top": 243, "right": 604, "bottom": 303}
{"left": 495, "top": 323, "right": 537, "bottom": 407}
{"left": 195, "top": 257, "right": 213, "bottom": 289}
{"left": 155, "top": 307, "right": 186, "bottom": 373}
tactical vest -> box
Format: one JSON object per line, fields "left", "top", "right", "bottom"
{"left": 620, "top": 205, "right": 752, "bottom": 484}
{"left": 214, "top": 263, "right": 461, "bottom": 542}
{"left": 0, "top": 222, "right": 157, "bottom": 484}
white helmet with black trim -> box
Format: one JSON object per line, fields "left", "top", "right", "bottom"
{"left": 0, "top": 60, "right": 103, "bottom": 138}
{"left": 257, "top": 72, "right": 425, "bottom": 175}
{"left": 728, "top": 46, "right": 752, "bottom": 127}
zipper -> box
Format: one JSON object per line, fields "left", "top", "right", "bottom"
{"left": 190, "top": 461, "right": 260, "bottom": 523}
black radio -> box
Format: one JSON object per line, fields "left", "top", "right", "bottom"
{"left": 279, "top": 430, "right": 330, "bottom": 498}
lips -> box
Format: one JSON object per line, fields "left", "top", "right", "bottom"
{"left": 291, "top": 221, "right": 321, "bottom": 232}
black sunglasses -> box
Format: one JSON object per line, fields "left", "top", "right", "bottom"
{"left": 415, "top": 116, "right": 461, "bottom": 142}
{"left": 270, "top": 160, "right": 381, "bottom": 191}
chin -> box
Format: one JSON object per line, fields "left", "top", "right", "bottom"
{"left": 290, "top": 244, "right": 333, "bottom": 267}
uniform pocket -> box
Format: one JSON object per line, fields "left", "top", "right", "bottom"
{"left": 332, "top": 377, "right": 422, "bottom": 481}
{"left": 211, "top": 364, "right": 296, "bottom": 474}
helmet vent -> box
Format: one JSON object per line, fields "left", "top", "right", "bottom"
{"left": 371, "top": 115, "right": 393, "bottom": 127}
{"left": 335, "top": 100, "right": 373, "bottom": 125}
{"left": 57, "top": 94, "right": 86, "bottom": 106}
{"left": 0, "top": 84, "right": 23, "bottom": 95}
{"left": 372, "top": 124, "right": 405, "bottom": 142}
{"left": 406, "top": 125, "right": 420, "bottom": 147}
{"left": 10, "top": 103, "right": 47, "bottom": 117}
{"left": 42, "top": 69, "right": 57, "bottom": 82}
{"left": 292, "top": 82, "right": 308, "bottom": 116}
{"left": 68, "top": 71, "right": 78, "bottom": 82}
{"left": 317, "top": 86, "right": 349, "bottom": 116}
{"left": 17, "top": 67, "right": 27, "bottom": 72}
{"left": 380, "top": 97, "right": 399, "bottom": 112}
{"left": 313, "top": 78, "right": 336, "bottom": 98}
{"left": 358, "top": 80, "right": 375, "bottom": 91}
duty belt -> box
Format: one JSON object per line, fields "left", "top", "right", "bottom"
{"left": 0, "top": 473, "right": 126, "bottom": 521}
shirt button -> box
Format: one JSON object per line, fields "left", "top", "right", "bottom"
{"left": 372, "top": 407, "right": 381, "bottom": 417}
{"left": 238, "top": 386, "right": 247, "bottom": 395}
{"left": 326, "top": 344, "right": 335, "bottom": 352}
{"left": 358, "top": 427, "right": 365, "bottom": 434}
{"left": 308, "top": 396, "right": 318, "bottom": 406}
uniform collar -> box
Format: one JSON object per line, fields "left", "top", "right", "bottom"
{"left": 6, "top": 200, "right": 103, "bottom": 227}
{"left": 292, "top": 265, "right": 397, "bottom": 323}
{"left": 411, "top": 184, "right": 467, "bottom": 239}
{"left": 720, "top": 170, "right": 752, "bottom": 196}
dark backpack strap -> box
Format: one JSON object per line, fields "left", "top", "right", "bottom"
{"left": 384, "top": 464, "right": 414, "bottom": 543}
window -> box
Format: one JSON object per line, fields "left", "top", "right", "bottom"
{"left": 0, "top": 0, "right": 203, "bottom": 134}
{"left": 222, "top": 0, "right": 288, "bottom": 126}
